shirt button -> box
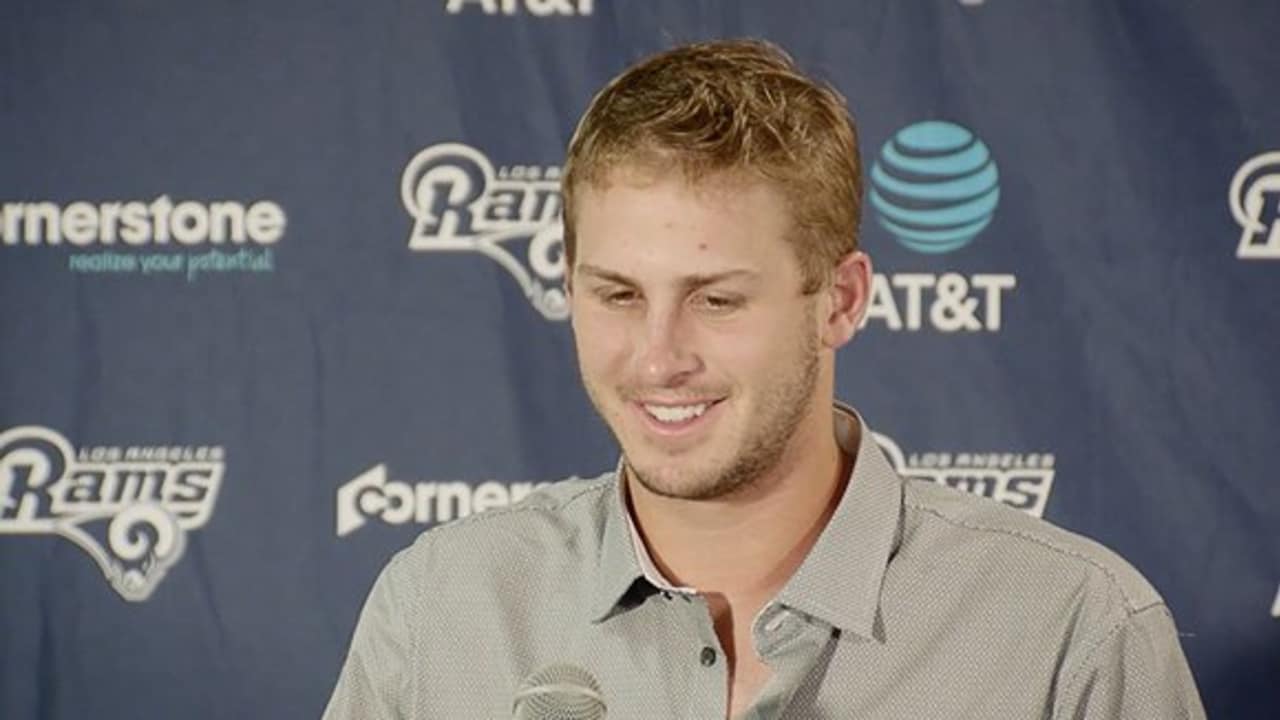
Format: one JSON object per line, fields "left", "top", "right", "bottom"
{"left": 699, "top": 646, "right": 717, "bottom": 666}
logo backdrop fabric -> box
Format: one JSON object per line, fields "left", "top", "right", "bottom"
{"left": 1, "top": 2, "right": 1277, "bottom": 718}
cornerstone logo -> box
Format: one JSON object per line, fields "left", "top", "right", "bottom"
{"left": 1229, "top": 151, "right": 1280, "bottom": 259}
{"left": 0, "top": 196, "right": 286, "bottom": 281}
{"left": 444, "top": 0, "right": 594, "bottom": 16}
{"left": 863, "top": 120, "right": 1016, "bottom": 333}
{"left": 874, "top": 432, "right": 1054, "bottom": 517}
{"left": 336, "top": 463, "right": 552, "bottom": 536}
{"left": 402, "top": 143, "right": 568, "bottom": 319}
{"left": 0, "top": 426, "right": 223, "bottom": 601}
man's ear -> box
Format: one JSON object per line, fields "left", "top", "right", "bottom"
{"left": 821, "top": 250, "right": 872, "bottom": 349}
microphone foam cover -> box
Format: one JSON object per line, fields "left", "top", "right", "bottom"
{"left": 512, "top": 663, "right": 607, "bottom": 720}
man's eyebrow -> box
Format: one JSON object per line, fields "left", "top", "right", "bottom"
{"left": 575, "top": 263, "right": 759, "bottom": 290}
{"left": 575, "top": 264, "right": 636, "bottom": 286}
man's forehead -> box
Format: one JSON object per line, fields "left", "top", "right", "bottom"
{"left": 566, "top": 158, "right": 807, "bottom": 285}
{"left": 578, "top": 161, "right": 774, "bottom": 200}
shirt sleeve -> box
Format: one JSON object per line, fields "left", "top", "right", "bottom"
{"left": 1053, "top": 604, "right": 1207, "bottom": 720}
{"left": 322, "top": 559, "right": 413, "bottom": 720}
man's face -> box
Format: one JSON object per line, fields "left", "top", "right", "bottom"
{"left": 569, "top": 168, "right": 825, "bottom": 501}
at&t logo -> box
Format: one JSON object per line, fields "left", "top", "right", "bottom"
{"left": 870, "top": 121, "right": 1000, "bottom": 254}
{"left": 874, "top": 432, "right": 1054, "bottom": 517}
{"left": 1229, "top": 151, "right": 1280, "bottom": 259}
{"left": 863, "top": 120, "right": 1015, "bottom": 333}
{"left": 0, "top": 427, "right": 223, "bottom": 601}
{"left": 402, "top": 143, "right": 568, "bottom": 320}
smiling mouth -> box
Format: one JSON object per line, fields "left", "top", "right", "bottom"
{"left": 634, "top": 398, "right": 725, "bottom": 430}
{"left": 643, "top": 402, "right": 709, "bottom": 422}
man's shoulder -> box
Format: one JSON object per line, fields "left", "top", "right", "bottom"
{"left": 900, "top": 478, "right": 1166, "bottom": 617}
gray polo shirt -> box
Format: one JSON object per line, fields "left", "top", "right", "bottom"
{"left": 324, "top": 407, "right": 1205, "bottom": 719}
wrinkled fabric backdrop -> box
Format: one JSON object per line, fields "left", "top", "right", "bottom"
{"left": 1, "top": 1, "right": 1277, "bottom": 718}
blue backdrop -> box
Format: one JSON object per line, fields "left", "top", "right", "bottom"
{"left": 2, "top": 1, "right": 1277, "bottom": 718}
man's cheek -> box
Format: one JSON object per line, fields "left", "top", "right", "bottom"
{"left": 582, "top": 326, "right": 632, "bottom": 374}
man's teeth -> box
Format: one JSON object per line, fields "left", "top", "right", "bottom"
{"left": 644, "top": 403, "right": 710, "bottom": 423}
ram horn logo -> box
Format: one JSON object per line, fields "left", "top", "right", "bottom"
{"left": 1229, "top": 151, "right": 1280, "bottom": 259}
{"left": 402, "top": 143, "right": 569, "bottom": 319}
{"left": 0, "top": 426, "right": 223, "bottom": 601}
{"left": 873, "top": 431, "right": 1054, "bottom": 517}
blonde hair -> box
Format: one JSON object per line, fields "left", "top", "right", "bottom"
{"left": 562, "top": 39, "right": 862, "bottom": 292}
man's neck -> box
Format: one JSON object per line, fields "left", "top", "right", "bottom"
{"left": 626, "top": 406, "right": 855, "bottom": 600}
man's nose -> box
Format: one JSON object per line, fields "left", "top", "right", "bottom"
{"left": 635, "top": 305, "right": 702, "bottom": 387}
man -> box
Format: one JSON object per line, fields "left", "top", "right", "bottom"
{"left": 325, "top": 39, "right": 1205, "bottom": 719}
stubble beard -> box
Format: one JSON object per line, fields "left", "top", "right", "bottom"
{"left": 587, "top": 304, "right": 823, "bottom": 502}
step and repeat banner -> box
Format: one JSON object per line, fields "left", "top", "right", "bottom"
{"left": 1, "top": 1, "right": 1277, "bottom": 718}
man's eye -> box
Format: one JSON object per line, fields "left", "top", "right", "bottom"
{"left": 696, "top": 294, "right": 743, "bottom": 312}
{"left": 596, "top": 288, "right": 639, "bottom": 306}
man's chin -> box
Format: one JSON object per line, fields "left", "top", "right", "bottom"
{"left": 625, "top": 458, "right": 741, "bottom": 502}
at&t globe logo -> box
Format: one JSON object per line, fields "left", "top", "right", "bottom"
{"left": 870, "top": 121, "right": 1000, "bottom": 254}
{"left": 861, "top": 120, "right": 1015, "bottom": 333}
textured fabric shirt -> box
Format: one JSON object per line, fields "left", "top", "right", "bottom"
{"left": 323, "top": 406, "right": 1206, "bottom": 719}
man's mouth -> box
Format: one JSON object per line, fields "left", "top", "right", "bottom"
{"left": 642, "top": 402, "right": 710, "bottom": 423}
{"left": 632, "top": 398, "right": 726, "bottom": 433}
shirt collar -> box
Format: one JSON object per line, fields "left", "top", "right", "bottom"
{"left": 588, "top": 456, "right": 654, "bottom": 623}
{"left": 589, "top": 403, "right": 904, "bottom": 639}
{"left": 590, "top": 459, "right": 712, "bottom": 624}
{"left": 775, "top": 403, "right": 903, "bottom": 640}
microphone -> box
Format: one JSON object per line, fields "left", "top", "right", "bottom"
{"left": 511, "top": 664, "right": 608, "bottom": 720}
